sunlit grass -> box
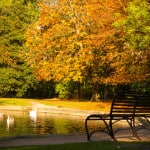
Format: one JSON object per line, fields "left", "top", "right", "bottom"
{"left": 40, "top": 99, "right": 111, "bottom": 111}
{"left": 0, "top": 98, "right": 111, "bottom": 112}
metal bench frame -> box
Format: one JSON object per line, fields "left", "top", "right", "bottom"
{"left": 85, "top": 92, "right": 150, "bottom": 141}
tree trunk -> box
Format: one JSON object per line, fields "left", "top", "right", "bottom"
{"left": 90, "top": 83, "right": 100, "bottom": 101}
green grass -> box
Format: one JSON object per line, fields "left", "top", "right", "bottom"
{"left": 0, "top": 98, "right": 37, "bottom": 106}
{"left": 1, "top": 142, "right": 150, "bottom": 150}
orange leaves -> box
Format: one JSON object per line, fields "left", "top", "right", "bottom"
{"left": 24, "top": 0, "right": 131, "bottom": 84}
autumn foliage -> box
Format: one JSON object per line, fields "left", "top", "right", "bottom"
{"left": 24, "top": 0, "right": 149, "bottom": 85}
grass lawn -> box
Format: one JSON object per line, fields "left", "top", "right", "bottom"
{"left": 1, "top": 142, "right": 150, "bottom": 150}
{"left": 40, "top": 99, "right": 111, "bottom": 111}
{"left": 0, "top": 98, "right": 36, "bottom": 106}
{"left": 0, "top": 98, "right": 111, "bottom": 111}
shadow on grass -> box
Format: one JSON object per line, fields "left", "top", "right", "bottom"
{"left": 1, "top": 141, "right": 150, "bottom": 150}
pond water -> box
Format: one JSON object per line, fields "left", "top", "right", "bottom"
{"left": 0, "top": 110, "right": 85, "bottom": 138}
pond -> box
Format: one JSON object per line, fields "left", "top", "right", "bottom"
{"left": 0, "top": 110, "right": 85, "bottom": 138}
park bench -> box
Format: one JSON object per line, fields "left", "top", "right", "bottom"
{"left": 85, "top": 91, "right": 150, "bottom": 141}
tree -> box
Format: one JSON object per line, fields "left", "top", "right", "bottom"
{"left": 0, "top": 65, "right": 38, "bottom": 97}
{"left": 24, "top": 0, "right": 128, "bottom": 100}
{"left": 0, "top": 0, "right": 39, "bottom": 97}
{"left": 105, "top": 0, "right": 150, "bottom": 84}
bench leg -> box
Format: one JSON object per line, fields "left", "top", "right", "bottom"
{"left": 127, "top": 118, "right": 140, "bottom": 139}
{"left": 85, "top": 118, "right": 91, "bottom": 141}
{"left": 109, "top": 120, "right": 117, "bottom": 141}
{"left": 85, "top": 117, "right": 117, "bottom": 141}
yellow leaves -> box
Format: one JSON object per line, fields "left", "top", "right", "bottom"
{"left": 25, "top": 0, "right": 137, "bottom": 84}
{"left": 103, "top": 46, "right": 149, "bottom": 84}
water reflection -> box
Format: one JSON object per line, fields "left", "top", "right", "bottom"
{"left": 0, "top": 110, "right": 85, "bottom": 138}
{"left": 0, "top": 113, "right": 4, "bottom": 122}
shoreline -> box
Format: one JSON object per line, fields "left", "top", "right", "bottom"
{"left": 0, "top": 104, "right": 102, "bottom": 117}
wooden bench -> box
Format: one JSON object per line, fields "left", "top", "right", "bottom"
{"left": 85, "top": 92, "right": 150, "bottom": 141}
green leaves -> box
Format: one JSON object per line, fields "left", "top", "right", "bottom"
{"left": 120, "top": 0, "right": 150, "bottom": 51}
{"left": 0, "top": 0, "right": 39, "bottom": 97}
{"left": 108, "top": 0, "right": 150, "bottom": 84}
{"left": 0, "top": 65, "right": 38, "bottom": 97}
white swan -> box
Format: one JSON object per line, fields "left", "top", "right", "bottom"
{"left": 29, "top": 108, "right": 37, "bottom": 122}
{"left": 7, "top": 116, "right": 14, "bottom": 124}
{"left": 29, "top": 109, "right": 36, "bottom": 117}
{"left": 6, "top": 116, "right": 14, "bottom": 131}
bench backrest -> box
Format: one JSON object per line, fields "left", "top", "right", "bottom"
{"left": 110, "top": 92, "right": 136, "bottom": 117}
{"left": 110, "top": 92, "right": 150, "bottom": 117}
{"left": 135, "top": 93, "right": 150, "bottom": 117}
